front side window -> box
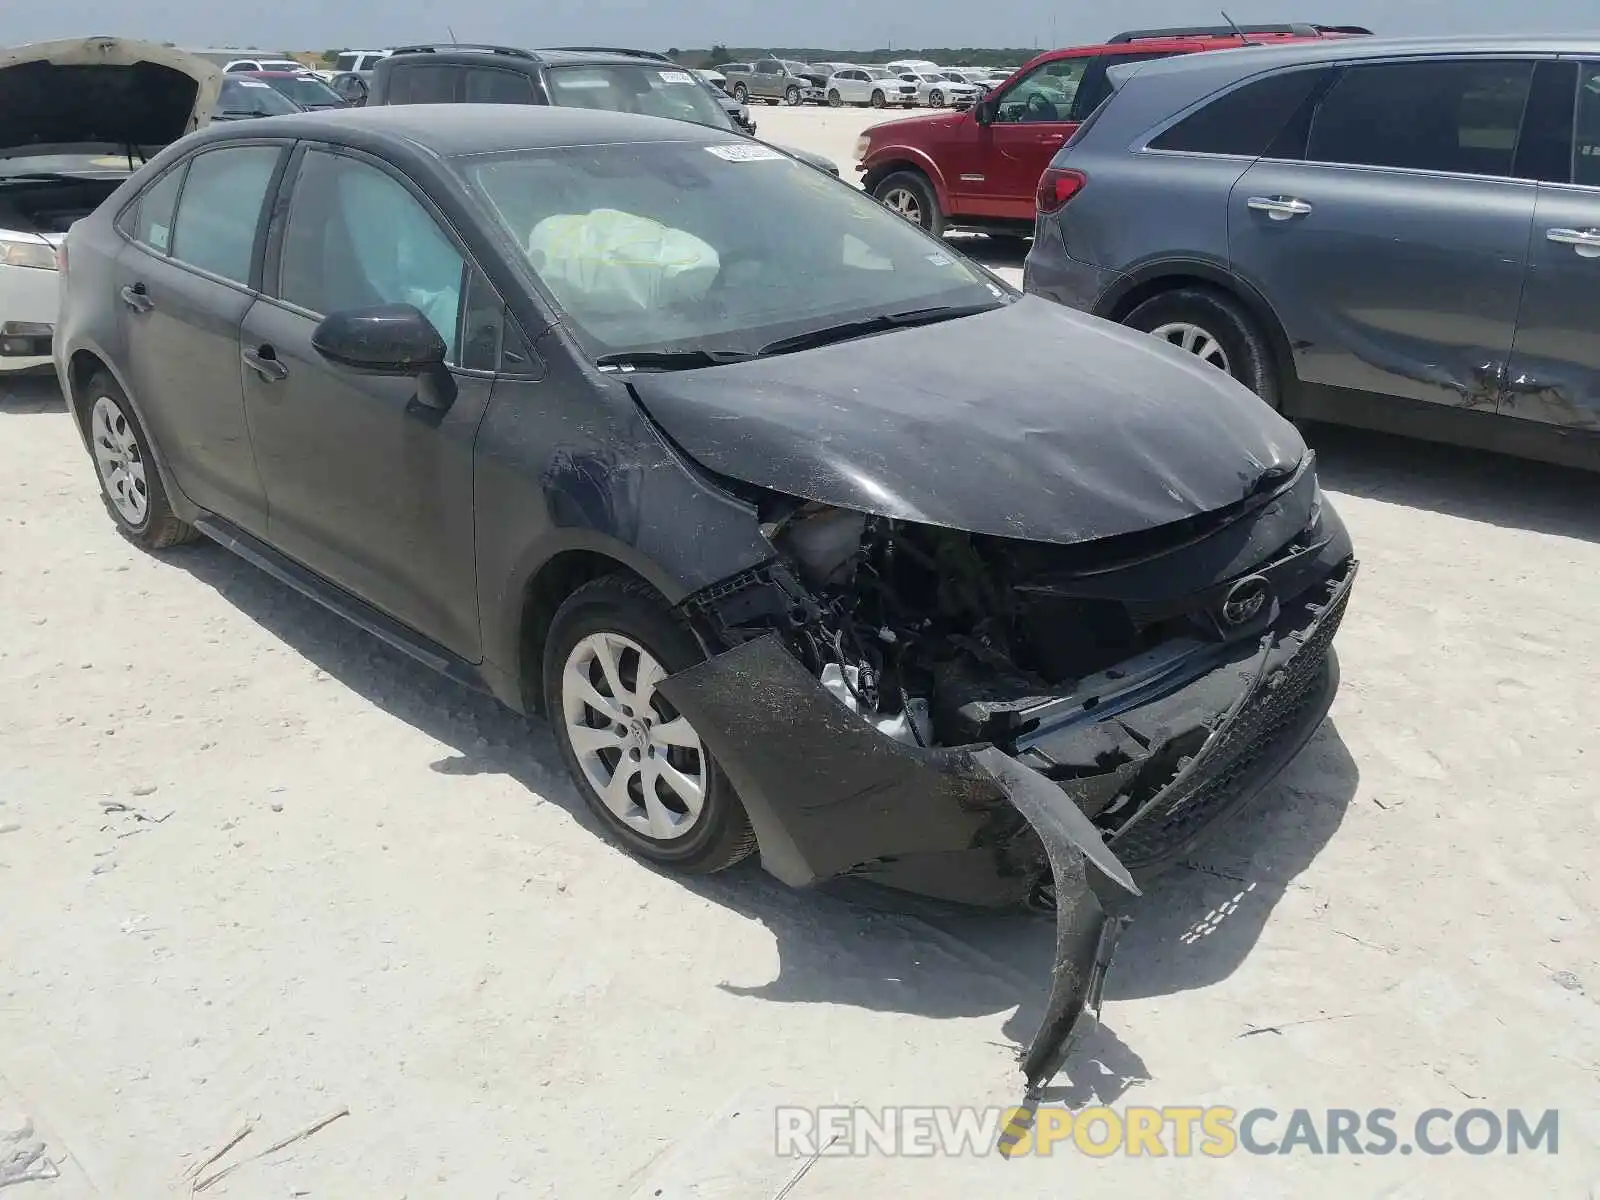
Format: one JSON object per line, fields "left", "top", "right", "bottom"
{"left": 277, "top": 150, "right": 465, "bottom": 354}
{"left": 995, "top": 57, "right": 1088, "bottom": 123}
{"left": 130, "top": 163, "right": 187, "bottom": 254}
{"left": 169, "top": 146, "right": 280, "bottom": 283}
{"left": 1306, "top": 59, "right": 1536, "bottom": 177}
{"left": 459, "top": 140, "right": 1006, "bottom": 360}
{"left": 1575, "top": 63, "right": 1600, "bottom": 186}
{"left": 544, "top": 64, "right": 734, "bottom": 132}
{"left": 464, "top": 67, "right": 537, "bottom": 103}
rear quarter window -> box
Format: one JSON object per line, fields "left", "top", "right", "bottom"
{"left": 1149, "top": 68, "right": 1335, "bottom": 157}
{"left": 387, "top": 64, "right": 458, "bottom": 104}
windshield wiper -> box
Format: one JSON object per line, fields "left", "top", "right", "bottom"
{"left": 753, "top": 302, "right": 1002, "bottom": 358}
{"left": 595, "top": 347, "right": 753, "bottom": 372}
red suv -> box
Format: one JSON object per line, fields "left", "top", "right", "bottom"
{"left": 857, "top": 23, "right": 1371, "bottom": 237}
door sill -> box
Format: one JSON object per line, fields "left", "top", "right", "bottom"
{"left": 194, "top": 514, "right": 493, "bottom": 696}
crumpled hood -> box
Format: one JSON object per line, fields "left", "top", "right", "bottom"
{"left": 628, "top": 295, "right": 1307, "bottom": 544}
{"left": 0, "top": 37, "right": 222, "bottom": 160}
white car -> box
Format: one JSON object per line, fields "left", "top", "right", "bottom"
{"left": 824, "top": 66, "right": 918, "bottom": 109}
{"left": 694, "top": 68, "right": 727, "bottom": 92}
{"left": 883, "top": 58, "right": 942, "bottom": 75}
{"left": 898, "top": 71, "right": 981, "bottom": 108}
{"left": 188, "top": 50, "right": 307, "bottom": 73}
{"left": 332, "top": 49, "right": 389, "bottom": 75}
{"left": 0, "top": 38, "right": 219, "bottom": 373}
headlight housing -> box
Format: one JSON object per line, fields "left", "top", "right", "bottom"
{"left": 0, "top": 236, "right": 58, "bottom": 271}
{"left": 854, "top": 134, "right": 870, "bottom": 163}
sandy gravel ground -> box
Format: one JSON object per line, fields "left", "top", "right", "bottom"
{"left": 3, "top": 106, "right": 1600, "bottom": 1198}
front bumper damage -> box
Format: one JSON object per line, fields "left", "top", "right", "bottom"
{"left": 658, "top": 553, "right": 1357, "bottom": 1092}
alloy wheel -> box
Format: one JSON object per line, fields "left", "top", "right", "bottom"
{"left": 785, "top": 85, "right": 801, "bottom": 105}
{"left": 930, "top": 89, "right": 944, "bottom": 107}
{"left": 90, "top": 395, "right": 149, "bottom": 526}
{"left": 1149, "top": 321, "right": 1231, "bottom": 373}
{"left": 561, "top": 631, "right": 707, "bottom": 842}
{"left": 881, "top": 186, "right": 923, "bottom": 226}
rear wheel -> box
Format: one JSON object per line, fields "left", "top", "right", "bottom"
{"left": 870, "top": 89, "right": 887, "bottom": 108}
{"left": 873, "top": 170, "right": 945, "bottom": 238}
{"left": 827, "top": 88, "right": 843, "bottom": 107}
{"left": 544, "top": 575, "right": 756, "bottom": 874}
{"left": 1122, "top": 287, "right": 1280, "bottom": 407}
{"left": 81, "top": 373, "right": 198, "bottom": 550}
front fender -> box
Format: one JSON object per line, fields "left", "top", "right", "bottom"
{"left": 860, "top": 144, "right": 952, "bottom": 210}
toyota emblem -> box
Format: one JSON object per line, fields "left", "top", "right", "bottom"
{"left": 1221, "top": 575, "right": 1272, "bottom": 627}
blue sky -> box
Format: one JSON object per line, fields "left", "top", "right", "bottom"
{"left": 12, "top": 0, "right": 1594, "bottom": 53}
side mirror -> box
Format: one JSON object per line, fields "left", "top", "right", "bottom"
{"left": 313, "top": 305, "right": 457, "bottom": 410}
{"left": 972, "top": 98, "right": 995, "bottom": 125}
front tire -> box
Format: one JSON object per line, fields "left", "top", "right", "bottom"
{"left": 873, "top": 170, "right": 945, "bottom": 237}
{"left": 81, "top": 372, "right": 198, "bottom": 550}
{"left": 784, "top": 85, "right": 801, "bottom": 105}
{"left": 732, "top": 82, "right": 748, "bottom": 103}
{"left": 544, "top": 575, "right": 756, "bottom": 874}
{"left": 827, "top": 88, "right": 843, "bottom": 107}
{"left": 1122, "top": 287, "right": 1280, "bottom": 406}
{"left": 929, "top": 88, "right": 945, "bottom": 107}
{"left": 870, "top": 89, "right": 886, "bottom": 108}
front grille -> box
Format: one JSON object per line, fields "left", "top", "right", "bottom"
{"left": 1109, "top": 580, "right": 1351, "bottom": 869}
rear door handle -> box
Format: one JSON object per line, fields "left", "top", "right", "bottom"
{"left": 1247, "top": 196, "right": 1314, "bottom": 220}
{"left": 119, "top": 283, "right": 153, "bottom": 313}
{"left": 242, "top": 345, "right": 288, "bottom": 382}
{"left": 1547, "top": 227, "right": 1600, "bottom": 256}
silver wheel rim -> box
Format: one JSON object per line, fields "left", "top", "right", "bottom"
{"left": 90, "top": 395, "right": 149, "bottom": 525}
{"left": 1150, "top": 321, "right": 1231, "bottom": 373}
{"left": 562, "top": 631, "right": 706, "bottom": 842}
{"left": 882, "top": 186, "right": 922, "bottom": 224}
{"left": 931, "top": 90, "right": 943, "bottom": 106}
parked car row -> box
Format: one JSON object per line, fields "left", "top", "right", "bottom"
{"left": 719, "top": 56, "right": 1011, "bottom": 108}
{"left": 3, "top": 34, "right": 1361, "bottom": 1094}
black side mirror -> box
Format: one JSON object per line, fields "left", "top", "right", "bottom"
{"left": 972, "top": 98, "right": 995, "bottom": 125}
{"left": 312, "top": 304, "right": 445, "bottom": 372}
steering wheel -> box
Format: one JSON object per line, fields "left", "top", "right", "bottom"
{"left": 1024, "top": 92, "right": 1057, "bottom": 121}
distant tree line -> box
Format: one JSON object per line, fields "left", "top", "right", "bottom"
{"left": 670, "top": 45, "right": 1041, "bottom": 69}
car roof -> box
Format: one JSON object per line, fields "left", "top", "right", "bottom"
{"left": 382, "top": 44, "right": 680, "bottom": 70}
{"left": 1109, "top": 32, "right": 1600, "bottom": 80}
{"left": 241, "top": 69, "right": 320, "bottom": 77}
{"left": 197, "top": 102, "right": 739, "bottom": 157}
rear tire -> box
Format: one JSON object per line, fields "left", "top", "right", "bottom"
{"left": 80, "top": 372, "right": 198, "bottom": 550}
{"left": 873, "top": 170, "right": 945, "bottom": 238}
{"left": 1122, "top": 287, "right": 1281, "bottom": 408}
{"left": 544, "top": 575, "right": 757, "bottom": 875}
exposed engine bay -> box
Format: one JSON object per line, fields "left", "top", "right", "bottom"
{"left": 0, "top": 174, "right": 129, "bottom": 236}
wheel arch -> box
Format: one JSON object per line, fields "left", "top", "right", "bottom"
{"left": 1096, "top": 260, "right": 1298, "bottom": 400}
{"left": 860, "top": 151, "right": 952, "bottom": 211}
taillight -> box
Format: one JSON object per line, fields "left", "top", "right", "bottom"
{"left": 1035, "top": 167, "right": 1086, "bottom": 214}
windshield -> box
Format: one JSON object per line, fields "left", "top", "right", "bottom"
{"left": 458, "top": 140, "right": 1006, "bottom": 360}
{"left": 865, "top": 68, "right": 895, "bottom": 79}
{"left": 264, "top": 74, "right": 344, "bottom": 106}
{"left": 544, "top": 64, "right": 734, "bottom": 133}
{"left": 217, "top": 77, "right": 300, "bottom": 116}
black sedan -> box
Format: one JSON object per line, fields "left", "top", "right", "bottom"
{"left": 53, "top": 105, "right": 1355, "bottom": 1093}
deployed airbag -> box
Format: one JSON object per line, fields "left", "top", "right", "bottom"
{"left": 526, "top": 208, "right": 720, "bottom": 314}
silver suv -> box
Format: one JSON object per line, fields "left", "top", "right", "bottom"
{"left": 1024, "top": 37, "right": 1600, "bottom": 468}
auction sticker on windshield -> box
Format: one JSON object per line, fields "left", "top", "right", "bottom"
{"left": 705, "top": 144, "right": 786, "bottom": 162}
{"left": 659, "top": 70, "right": 695, "bottom": 84}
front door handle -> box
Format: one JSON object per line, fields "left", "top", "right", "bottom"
{"left": 119, "top": 283, "right": 153, "bottom": 313}
{"left": 1247, "top": 195, "right": 1314, "bottom": 221}
{"left": 1547, "top": 227, "right": 1600, "bottom": 257}
{"left": 242, "top": 345, "right": 288, "bottom": 382}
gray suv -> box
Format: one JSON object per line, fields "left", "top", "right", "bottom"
{"left": 1025, "top": 37, "right": 1600, "bottom": 468}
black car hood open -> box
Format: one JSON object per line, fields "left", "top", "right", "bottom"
{"left": 0, "top": 38, "right": 221, "bottom": 160}
{"left": 628, "top": 295, "right": 1307, "bottom": 545}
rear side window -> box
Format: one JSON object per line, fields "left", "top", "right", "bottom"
{"left": 1151, "top": 68, "right": 1333, "bottom": 156}
{"left": 170, "top": 146, "right": 280, "bottom": 284}
{"left": 129, "top": 164, "right": 187, "bottom": 253}
{"left": 1306, "top": 59, "right": 1536, "bottom": 177}
{"left": 388, "top": 64, "right": 458, "bottom": 103}
{"left": 464, "top": 67, "right": 537, "bottom": 103}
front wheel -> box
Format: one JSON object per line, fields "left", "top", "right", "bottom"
{"left": 1122, "top": 288, "right": 1281, "bottom": 407}
{"left": 929, "top": 89, "right": 945, "bottom": 107}
{"left": 870, "top": 89, "right": 886, "bottom": 108}
{"left": 732, "top": 82, "right": 748, "bottom": 103}
{"left": 544, "top": 575, "right": 756, "bottom": 874}
{"left": 784, "top": 85, "right": 802, "bottom": 105}
{"left": 81, "top": 373, "right": 198, "bottom": 550}
{"left": 873, "top": 170, "right": 945, "bottom": 237}
{"left": 827, "top": 88, "right": 843, "bottom": 108}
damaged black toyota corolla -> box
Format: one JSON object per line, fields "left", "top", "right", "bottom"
{"left": 56, "top": 106, "right": 1355, "bottom": 1094}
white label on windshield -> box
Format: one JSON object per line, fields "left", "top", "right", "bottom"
{"left": 925, "top": 252, "right": 954, "bottom": 267}
{"left": 659, "top": 69, "right": 694, "bottom": 84}
{"left": 705, "top": 143, "right": 786, "bottom": 162}
{"left": 236, "top": 79, "right": 270, "bottom": 88}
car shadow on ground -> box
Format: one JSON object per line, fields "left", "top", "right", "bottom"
{"left": 168, "top": 528, "right": 1357, "bottom": 1105}
{"left": 1304, "top": 420, "right": 1600, "bottom": 543}
{"left": 947, "top": 231, "right": 1031, "bottom": 274}
{"left": 0, "top": 373, "right": 66, "bottom": 414}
